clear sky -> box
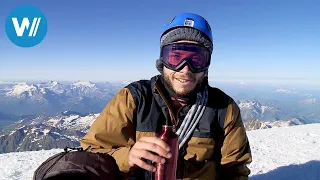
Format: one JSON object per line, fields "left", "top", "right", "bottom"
{"left": 0, "top": 0, "right": 319, "bottom": 85}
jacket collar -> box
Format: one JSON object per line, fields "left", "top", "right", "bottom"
{"left": 150, "top": 75, "right": 176, "bottom": 126}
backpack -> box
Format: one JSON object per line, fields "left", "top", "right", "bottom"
{"left": 33, "top": 146, "right": 122, "bottom": 180}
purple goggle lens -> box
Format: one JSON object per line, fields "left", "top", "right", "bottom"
{"left": 160, "top": 43, "right": 211, "bottom": 73}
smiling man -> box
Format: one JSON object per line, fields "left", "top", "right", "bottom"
{"left": 80, "top": 13, "right": 252, "bottom": 180}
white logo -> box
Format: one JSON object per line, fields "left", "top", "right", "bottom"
{"left": 184, "top": 19, "right": 194, "bottom": 27}
{"left": 6, "top": 5, "right": 48, "bottom": 47}
{"left": 11, "top": 17, "right": 41, "bottom": 37}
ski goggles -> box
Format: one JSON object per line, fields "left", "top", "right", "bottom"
{"left": 160, "top": 43, "right": 211, "bottom": 73}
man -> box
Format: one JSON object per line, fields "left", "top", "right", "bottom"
{"left": 80, "top": 12, "right": 252, "bottom": 180}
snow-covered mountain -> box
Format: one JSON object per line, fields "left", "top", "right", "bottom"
{"left": 5, "top": 82, "right": 39, "bottom": 98}
{"left": 236, "top": 96, "right": 320, "bottom": 123}
{"left": 0, "top": 109, "right": 310, "bottom": 154}
{"left": 1, "top": 80, "right": 320, "bottom": 129}
{"left": 238, "top": 100, "right": 284, "bottom": 122}
{"left": 0, "top": 80, "right": 125, "bottom": 118}
{"left": 208, "top": 81, "right": 320, "bottom": 123}
{"left": 244, "top": 118, "right": 306, "bottom": 131}
{"left": 4, "top": 81, "right": 111, "bottom": 99}
{"left": 1, "top": 123, "right": 319, "bottom": 180}
{"left": 0, "top": 111, "right": 98, "bottom": 153}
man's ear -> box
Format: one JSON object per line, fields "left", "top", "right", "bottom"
{"left": 156, "top": 58, "right": 164, "bottom": 74}
{"left": 204, "top": 70, "right": 208, "bottom": 77}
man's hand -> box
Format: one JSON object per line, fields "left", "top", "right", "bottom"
{"left": 128, "top": 137, "right": 172, "bottom": 172}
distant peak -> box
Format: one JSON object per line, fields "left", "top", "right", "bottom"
{"left": 48, "top": 81, "right": 59, "bottom": 86}
{"left": 276, "top": 88, "right": 296, "bottom": 94}
{"left": 61, "top": 111, "right": 85, "bottom": 117}
{"left": 122, "top": 80, "right": 134, "bottom": 84}
{"left": 6, "top": 83, "right": 38, "bottom": 96}
{"left": 73, "top": 81, "right": 95, "bottom": 87}
{"left": 238, "top": 100, "right": 262, "bottom": 109}
{"left": 239, "top": 80, "right": 248, "bottom": 85}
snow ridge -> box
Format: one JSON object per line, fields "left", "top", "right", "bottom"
{"left": 0, "top": 123, "right": 319, "bottom": 180}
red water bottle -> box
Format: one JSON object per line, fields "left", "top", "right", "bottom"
{"left": 154, "top": 125, "right": 179, "bottom": 180}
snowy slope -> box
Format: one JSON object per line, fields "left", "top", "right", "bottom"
{"left": 247, "top": 123, "right": 320, "bottom": 180}
{"left": 0, "top": 111, "right": 99, "bottom": 153}
{"left": 0, "top": 123, "right": 320, "bottom": 180}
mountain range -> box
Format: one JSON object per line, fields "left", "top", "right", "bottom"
{"left": 0, "top": 80, "right": 319, "bottom": 126}
{"left": 0, "top": 80, "right": 126, "bottom": 122}
{"left": 0, "top": 110, "right": 310, "bottom": 154}
{"left": 0, "top": 111, "right": 98, "bottom": 153}
{"left": 0, "top": 80, "right": 319, "bottom": 153}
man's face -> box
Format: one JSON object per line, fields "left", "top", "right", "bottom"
{"left": 163, "top": 64, "right": 205, "bottom": 97}
{"left": 162, "top": 41, "right": 206, "bottom": 96}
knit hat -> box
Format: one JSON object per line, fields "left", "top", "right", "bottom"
{"left": 160, "top": 27, "right": 213, "bottom": 53}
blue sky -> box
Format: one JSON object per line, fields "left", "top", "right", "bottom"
{"left": 0, "top": 0, "right": 319, "bottom": 85}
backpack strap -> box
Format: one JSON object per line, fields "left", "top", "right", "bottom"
{"left": 63, "top": 145, "right": 91, "bottom": 152}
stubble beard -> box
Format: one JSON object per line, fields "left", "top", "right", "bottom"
{"left": 164, "top": 71, "right": 204, "bottom": 97}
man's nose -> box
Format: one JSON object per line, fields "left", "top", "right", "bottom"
{"left": 179, "top": 63, "right": 191, "bottom": 73}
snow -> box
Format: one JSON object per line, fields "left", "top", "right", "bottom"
{"left": 264, "top": 119, "right": 304, "bottom": 127}
{"left": 9, "top": 130, "right": 16, "bottom": 136}
{"left": 302, "top": 98, "right": 318, "bottom": 104}
{"left": 0, "top": 81, "right": 21, "bottom": 85}
{"left": 247, "top": 123, "right": 320, "bottom": 180}
{"left": 73, "top": 81, "right": 95, "bottom": 88}
{"left": 47, "top": 81, "right": 58, "bottom": 87}
{"left": 239, "top": 101, "right": 261, "bottom": 109}
{"left": 239, "top": 102, "right": 254, "bottom": 109}
{"left": 0, "top": 123, "right": 320, "bottom": 180}
{"left": 121, "top": 80, "right": 134, "bottom": 85}
{"left": 5, "top": 83, "right": 37, "bottom": 97}
{"left": 45, "top": 117, "right": 61, "bottom": 126}
{"left": 239, "top": 80, "right": 248, "bottom": 85}
{"left": 30, "top": 127, "right": 37, "bottom": 134}
{"left": 44, "top": 81, "right": 64, "bottom": 94}
{"left": 304, "top": 93, "right": 313, "bottom": 98}
{"left": 68, "top": 114, "right": 99, "bottom": 131}
{"left": 49, "top": 132, "right": 78, "bottom": 142}
{"left": 276, "top": 88, "right": 297, "bottom": 94}
{"left": 64, "top": 135, "right": 79, "bottom": 142}
{"left": 0, "top": 149, "right": 62, "bottom": 180}
{"left": 30, "top": 137, "right": 41, "bottom": 143}
{"left": 238, "top": 101, "right": 277, "bottom": 116}
{"left": 40, "top": 88, "right": 46, "bottom": 94}
{"left": 44, "top": 114, "right": 98, "bottom": 131}
{"left": 42, "top": 129, "right": 50, "bottom": 136}
{"left": 261, "top": 106, "right": 272, "bottom": 114}
{"left": 62, "top": 115, "right": 80, "bottom": 123}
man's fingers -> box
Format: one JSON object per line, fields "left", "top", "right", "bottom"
{"left": 134, "top": 157, "right": 156, "bottom": 172}
{"left": 130, "top": 148, "right": 165, "bottom": 163}
{"left": 135, "top": 140, "right": 171, "bottom": 158}
{"left": 128, "top": 137, "right": 172, "bottom": 172}
{"left": 129, "top": 149, "right": 159, "bottom": 172}
{"left": 139, "top": 137, "right": 170, "bottom": 151}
